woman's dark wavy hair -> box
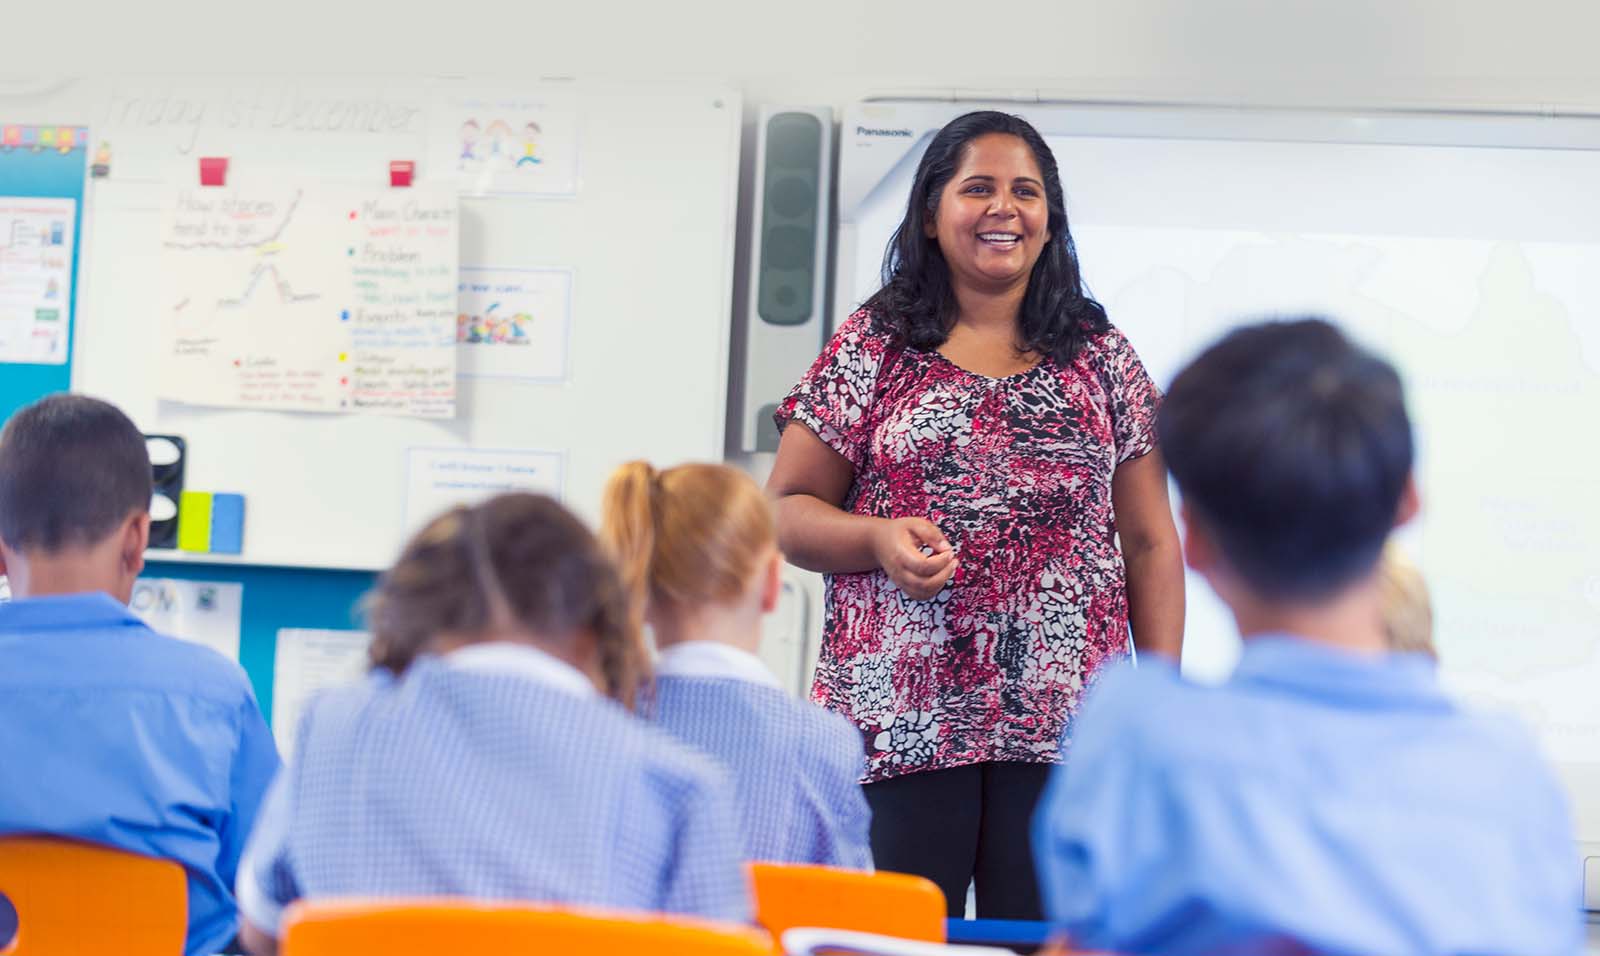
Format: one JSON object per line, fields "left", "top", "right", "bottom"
{"left": 862, "top": 110, "right": 1109, "bottom": 363}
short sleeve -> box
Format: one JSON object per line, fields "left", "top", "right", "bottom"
{"left": 1100, "top": 327, "right": 1161, "bottom": 465}
{"left": 772, "top": 309, "right": 890, "bottom": 470}
{"left": 235, "top": 772, "right": 301, "bottom": 938}
{"left": 815, "top": 721, "right": 874, "bottom": 870}
{"left": 659, "top": 765, "right": 751, "bottom": 922}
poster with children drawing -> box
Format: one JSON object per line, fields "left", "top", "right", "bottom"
{"left": 456, "top": 266, "right": 572, "bottom": 381}
{"left": 434, "top": 94, "right": 579, "bottom": 196}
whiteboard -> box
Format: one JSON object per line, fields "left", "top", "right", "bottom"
{"left": 836, "top": 100, "right": 1600, "bottom": 845}
{"left": 56, "top": 77, "right": 741, "bottom": 571}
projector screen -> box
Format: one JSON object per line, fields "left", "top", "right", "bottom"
{"left": 836, "top": 101, "right": 1600, "bottom": 844}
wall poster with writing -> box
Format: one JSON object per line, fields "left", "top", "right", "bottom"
{"left": 157, "top": 185, "right": 459, "bottom": 418}
{"left": 456, "top": 266, "right": 573, "bottom": 382}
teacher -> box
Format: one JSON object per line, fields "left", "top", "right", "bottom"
{"left": 767, "top": 111, "right": 1185, "bottom": 919}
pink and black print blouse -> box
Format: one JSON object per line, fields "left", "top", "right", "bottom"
{"left": 775, "top": 308, "right": 1161, "bottom": 783}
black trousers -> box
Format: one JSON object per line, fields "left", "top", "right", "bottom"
{"left": 862, "top": 761, "right": 1051, "bottom": 920}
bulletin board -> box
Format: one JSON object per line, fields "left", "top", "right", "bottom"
{"left": 36, "top": 75, "right": 741, "bottom": 571}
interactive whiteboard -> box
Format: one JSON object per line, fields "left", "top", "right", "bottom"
{"left": 837, "top": 99, "right": 1600, "bottom": 845}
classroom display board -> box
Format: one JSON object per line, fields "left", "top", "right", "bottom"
{"left": 837, "top": 100, "right": 1600, "bottom": 843}
{"left": 157, "top": 185, "right": 459, "bottom": 417}
{"left": 27, "top": 76, "right": 742, "bottom": 571}
{"left": 0, "top": 122, "right": 88, "bottom": 422}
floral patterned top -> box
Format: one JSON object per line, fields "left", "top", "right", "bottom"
{"left": 775, "top": 308, "right": 1161, "bottom": 783}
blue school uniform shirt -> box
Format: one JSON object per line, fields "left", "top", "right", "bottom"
{"left": 0, "top": 592, "right": 281, "bottom": 956}
{"left": 237, "top": 642, "right": 749, "bottom": 936}
{"left": 645, "top": 642, "right": 873, "bottom": 868}
{"left": 1032, "top": 636, "right": 1584, "bottom": 956}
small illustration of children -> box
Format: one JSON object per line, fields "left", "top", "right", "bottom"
{"left": 485, "top": 120, "right": 513, "bottom": 160}
{"left": 459, "top": 120, "right": 481, "bottom": 166}
{"left": 456, "top": 307, "right": 532, "bottom": 346}
{"left": 516, "top": 122, "right": 543, "bottom": 167}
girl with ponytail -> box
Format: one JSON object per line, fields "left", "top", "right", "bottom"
{"left": 601, "top": 461, "right": 872, "bottom": 869}
{"left": 235, "top": 493, "right": 748, "bottom": 952}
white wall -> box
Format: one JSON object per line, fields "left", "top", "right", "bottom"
{"left": 14, "top": 0, "right": 1600, "bottom": 689}
{"left": 28, "top": 0, "right": 1600, "bottom": 112}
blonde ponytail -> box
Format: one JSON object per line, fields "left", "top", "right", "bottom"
{"left": 599, "top": 460, "right": 660, "bottom": 631}
{"left": 599, "top": 460, "right": 776, "bottom": 621}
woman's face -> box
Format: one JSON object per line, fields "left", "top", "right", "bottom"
{"left": 924, "top": 132, "right": 1052, "bottom": 294}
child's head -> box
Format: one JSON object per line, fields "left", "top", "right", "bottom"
{"left": 599, "top": 461, "right": 781, "bottom": 643}
{"left": 1378, "top": 544, "right": 1435, "bottom": 658}
{"left": 1158, "top": 318, "right": 1416, "bottom": 607}
{"left": 366, "top": 493, "right": 645, "bottom": 706}
{"left": 0, "top": 393, "right": 152, "bottom": 601}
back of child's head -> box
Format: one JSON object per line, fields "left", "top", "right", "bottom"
{"left": 0, "top": 393, "right": 151, "bottom": 553}
{"left": 599, "top": 461, "right": 776, "bottom": 620}
{"left": 1379, "top": 544, "right": 1436, "bottom": 658}
{"left": 366, "top": 492, "right": 644, "bottom": 705}
{"left": 1158, "top": 318, "right": 1413, "bottom": 601}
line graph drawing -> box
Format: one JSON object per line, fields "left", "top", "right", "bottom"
{"left": 169, "top": 260, "right": 322, "bottom": 334}
{"left": 216, "top": 261, "right": 321, "bottom": 309}
{"left": 168, "top": 262, "right": 321, "bottom": 326}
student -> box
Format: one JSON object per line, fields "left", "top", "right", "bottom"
{"left": 0, "top": 393, "right": 280, "bottom": 956}
{"left": 601, "top": 461, "right": 872, "bottom": 868}
{"left": 1380, "top": 543, "right": 1436, "bottom": 658}
{"left": 236, "top": 493, "right": 748, "bottom": 953}
{"left": 1031, "top": 320, "right": 1582, "bottom": 956}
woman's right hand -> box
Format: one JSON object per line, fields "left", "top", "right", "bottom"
{"left": 871, "top": 517, "right": 957, "bottom": 600}
{"left": 769, "top": 424, "right": 956, "bottom": 589}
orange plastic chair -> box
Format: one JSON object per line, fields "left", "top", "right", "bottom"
{"left": 749, "top": 863, "right": 946, "bottom": 947}
{"left": 281, "top": 899, "right": 773, "bottom": 956}
{"left": 0, "top": 835, "right": 187, "bottom": 956}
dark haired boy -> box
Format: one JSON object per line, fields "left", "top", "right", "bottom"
{"left": 1032, "top": 320, "right": 1581, "bottom": 955}
{"left": 0, "top": 394, "right": 279, "bottom": 956}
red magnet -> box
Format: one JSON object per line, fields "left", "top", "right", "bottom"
{"left": 199, "top": 157, "right": 228, "bottom": 187}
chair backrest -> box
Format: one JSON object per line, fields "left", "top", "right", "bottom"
{"left": 783, "top": 927, "right": 1020, "bottom": 955}
{"left": 0, "top": 835, "right": 187, "bottom": 956}
{"left": 281, "top": 899, "right": 773, "bottom": 956}
{"left": 749, "top": 864, "right": 946, "bottom": 945}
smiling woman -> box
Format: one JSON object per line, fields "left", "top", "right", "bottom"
{"left": 766, "top": 111, "right": 1187, "bottom": 919}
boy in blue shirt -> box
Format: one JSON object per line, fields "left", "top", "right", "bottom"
{"left": 1032, "top": 320, "right": 1583, "bottom": 956}
{"left": 0, "top": 394, "right": 280, "bottom": 956}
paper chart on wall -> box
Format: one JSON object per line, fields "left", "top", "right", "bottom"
{"left": 433, "top": 94, "right": 579, "bottom": 196}
{"left": 272, "top": 628, "right": 372, "bottom": 759}
{"left": 456, "top": 267, "right": 572, "bottom": 381}
{"left": 157, "top": 185, "right": 459, "bottom": 418}
{"left": 130, "top": 578, "right": 244, "bottom": 661}
{"left": 403, "top": 446, "right": 565, "bottom": 534}
{"left": 0, "top": 197, "right": 76, "bottom": 364}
